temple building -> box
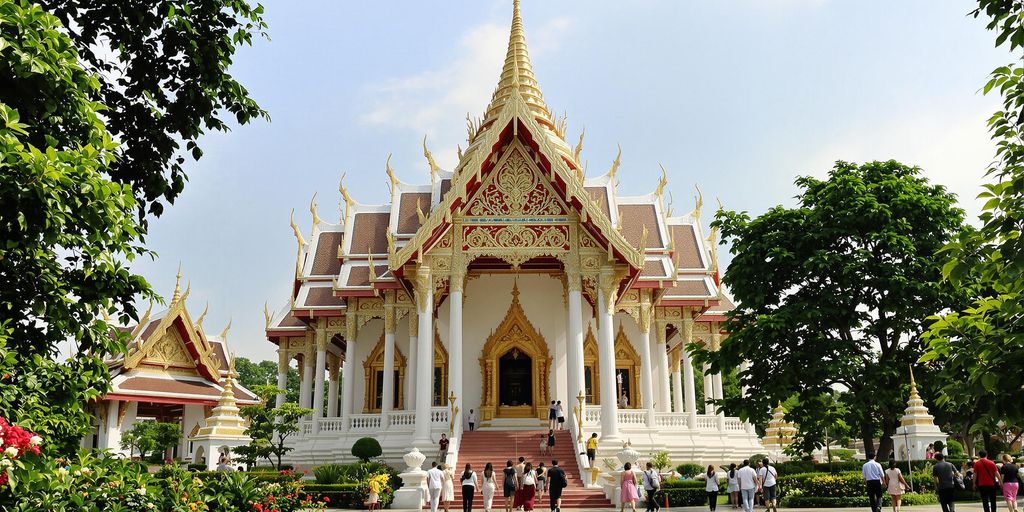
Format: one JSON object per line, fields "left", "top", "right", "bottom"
{"left": 84, "top": 271, "right": 259, "bottom": 460}
{"left": 265, "top": 0, "right": 762, "bottom": 470}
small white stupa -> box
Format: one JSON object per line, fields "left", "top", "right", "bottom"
{"left": 893, "top": 366, "right": 947, "bottom": 460}
{"left": 189, "top": 356, "right": 252, "bottom": 470}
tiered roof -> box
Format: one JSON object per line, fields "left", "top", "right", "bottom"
{"left": 266, "top": 1, "right": 731, "bottom": 338}
{"left": 107, "top": 271, "right": 258, "bottom": 406}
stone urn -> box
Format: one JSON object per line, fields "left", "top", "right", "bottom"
{"left": 616, "top": 440, "right": 640, "bottom": 469}
{"left": 403, "top": 446, "right": 426, "bottom": 471}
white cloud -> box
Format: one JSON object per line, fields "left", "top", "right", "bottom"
{"left": 359, "top": 17, "right": 573, "bottom": 170}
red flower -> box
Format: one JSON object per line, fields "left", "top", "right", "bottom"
{"left": 323, "top": 497, "right": 331, "bottom": 503}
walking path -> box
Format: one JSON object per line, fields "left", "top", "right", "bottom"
{"left": 390, "top": 505, "right": 1002, "bottom": 512}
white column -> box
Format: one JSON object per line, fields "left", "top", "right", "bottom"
{"left": 638, "top": 295, "right": 655, "bottom": 427}
{"left": 300, "top": 351, "right": 313, "bottom": 410}
{"left": 276, "top": 349, "right": 289, "bottom": 408}
{"left": 597, "top": 268, "right": 620, "bottom": 441}
{"left": 341, "top": 318, "right": 356, "bottom": 429}
{"left": 413, "top": 266, "right": 435, "bottom": 445}
{"left": 566, "top": 274, "right": 585, "bottom": 425}
{"left": 671, "top": 352, "right": 684, "bottom": 413}
{"left": 382, "top": 296, "right": 397, "bottom": 427}
{"left": 681, "top": 351, "right": 698, "bottom": 428}
{"left": 407, "top": 311, "right": 418, "bottom": 410}
{"left": 312, "top": 327, "right": 328, "bottom": 420}
{"left": 702, "top": 363, "right": 713, "bottom": 414}
{"left": 448, "top": 282, "right": 463, "bottom": 433}
{"left": 104, "top": 400, "right": 120, "bottom": 450}
{"left": 327, "top": 356, "right": 339, "bottom": 417}
{"left": 655, "top": 325, "right": 671, "bottom": 413}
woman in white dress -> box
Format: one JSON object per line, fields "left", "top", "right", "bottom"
{"left": 726, "top": 463, "right": 739, "bottom": 509}
{"left": 442, "top": 463, "right": 455, "bottom": 512}
{"left": 482, "top": 462, "right": 498, "bottom": 512}
{"left": 882, "top": 460, "right": 909, "bottom": 512}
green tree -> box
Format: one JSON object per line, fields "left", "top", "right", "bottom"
{"left": 0, "top": 0, "right": 152, "bottom": 452}
{"left": 119, "top": 421, "right": 182, "bottom": 460}
{"left": 235, "top": 385, "right": 311, "bottom": 469}
{"left": 37, "top": 0, "right": 270, "bottom": 218}
{"left": 234, "top": 357, "right": 300, "bottom": 405}
{"left": 922, "top": 0, "right": 1024, "bottom": 448}
{"left": 701, "top": 160, "right": 964, "bottom": 458}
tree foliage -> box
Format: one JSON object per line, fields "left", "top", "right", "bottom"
{"left": 119, "top": 421, "right": 182, "bottom": 460}
{"left": 235, "top": 357, "right": 300, "bottom": 405}
{"left": 922, "top": 0, "right": 1024, "bottom": 438}
{"left": 0, "top": 0, "right": 151, "bottom": 452}
{"left": 236, "top": 385, "right": 310, "bottom": 469}
{"left": 701, "top": 160, "right": 964, "bottom": 458}
{"left": 37, "top": 0, "right": 270, "bottom": 218}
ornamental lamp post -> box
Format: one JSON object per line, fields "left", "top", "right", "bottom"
{"left": 448, "top": 391, "right": 459, "bottom": 436}
{"left": 575, "top": 390, "right": 585, "bottom": 443}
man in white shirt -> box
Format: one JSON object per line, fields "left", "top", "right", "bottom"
{"left": 736, "top": 459, "right": 759, "bottom": 512}
{"left": 468, "top": 409, "right": 478, "bottom": 431}
{"left": 426, "top": 461, "right": 444, "bottom": 512}
{"left": 642, "top": 462, "right": 662, "bottom": 512}
{"left": 756, "top": 458, "right": 779, "bottom": 512}
{"left": 862, "top": 452, "right": 885, "bottom": 512}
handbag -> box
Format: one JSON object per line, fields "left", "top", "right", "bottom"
{"left": 954, "top": 470, "right": 965, "bottom": 490}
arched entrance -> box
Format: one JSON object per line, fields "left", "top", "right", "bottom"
{"left": 479, "top": 283, "right": 551, "bottom": 421}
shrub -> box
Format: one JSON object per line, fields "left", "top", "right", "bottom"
{"left": 781, "top": 493, "right": 938, "bottom": 508}
{"left": 649, "top": 451, "right": 672, "bottom": 472}
{"left": 662, "top": 478, "right": 708, "bottom": 489}
{"left": 829, "top": 448, "right": 855, "bottom": 461}
{"left": 776, "top": 460, "right": 816, "bottom": 476}
{"left": 302, "top": 483, "right": 363, "bottom": 508}
{"left": 946, "top": 439, "right": 965, "bottom": 457}
{"left": 777, "top": 471, "right": 865, "bottom": 497}
{"left": 314, "top": 463, "right": 346, "bottom": 484}
{"left": 352, "top": 437, "right": 383, "bottom": 462}
{"left": 675, "top": 463, "right": 704, "bottom": 478}
{"left": 661, "top": 487, "right": 710, "bottom": 507}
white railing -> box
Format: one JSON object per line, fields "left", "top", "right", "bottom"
{"left": 617, "top": 409, "right": 649, "bottom": 425}
{"left": 349, "top": 414, "right": 382, "bottom": 431}
{"left": 430, "top": 407, "right": 449, "bottom": 425}
{"left": 388, "top": 411, "right": 416, "bottom": 429}
{"left": 696, "top": 415, "right": 718, "bottom": 430}
{"left": 654, "top": 413, "right": 689, "bottom": 428}
{"left": 723, "top": 418, "right": 746, "bottom": 432}
{"left": 318, "top": 418, "right": 346, "bottom": 433}
{"left": 584, "top": 405, "right": 601, "bottom": 423}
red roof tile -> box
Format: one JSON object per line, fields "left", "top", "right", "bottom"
{"left": 345, "top": 265, "right": 391, "bottom": 287}
{"left": 397, "top": 193, "right": 431, "bottom": 234}
{"left": 304, "top": 287, "right": 344, "bottom": 307}
{"left": 310, "top": 231, "right": 344, "bottom": 275}
{"left": 663, "top": 279, "right": 711, "bottom": 297}
{"left": 349, "top": 213, "right": 390, "bottom": 254}
{"left": 670, "top": 224, "right": 705, "bottom": 269}
{"left": 620, "top": 204, "right": 664, "bottom": 249}
{"left": 585, "top": 186, "right": 611, "bottom": 220}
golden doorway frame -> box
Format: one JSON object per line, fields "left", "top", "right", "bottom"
{"left": 479, "top": 284, "right": 551, "bottom": 421}
{"left": 582, "top": 324, "right": 642, "bottom": 408}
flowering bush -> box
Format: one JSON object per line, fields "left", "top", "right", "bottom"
{"left": 0, "top": 417, "right": 42, "bottom": 486}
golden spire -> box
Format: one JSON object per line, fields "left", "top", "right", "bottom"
{"left": 483, "top": 0, "right": 552, "bottom": 123}
{"left": 908, "top": 365, "right": 920, "bottom": 401}
{"left": 172, "top": 263, "right": 182, "bottom": 303}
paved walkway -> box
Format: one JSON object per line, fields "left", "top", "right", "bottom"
{"left": 384, "top": 505, "right": 1003, "bottom": 512}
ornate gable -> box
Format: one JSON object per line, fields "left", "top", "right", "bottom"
{"left": 464, "top": 143, "right": 568, "bottom": 218}
{"left": 142, "top": 327, "right": 196, "bottom": 370}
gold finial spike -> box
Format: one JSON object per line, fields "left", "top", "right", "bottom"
{"left": 608, "top": 144, "right": 622, "bottom": 179}
{"left": 655, "top": 164, "right": 669, "bottom": 197}
{"left": 310, "top": 192, "right": 322, "bottom": 228}
{"left": 908, "top": 365, "right": 920, "bottom": 399}
{"left": 689, "top": 185, "right": 704, "bottom": 221}
{"left": 196, "top": 302, "right": 209, "bottom": 328}
{"left": 263, "top": 302, "right": 271, "bottom": 330}
{"left": 483, "top": 0, "right": 552, "bottom": 123}
{"left": 172, "top": 263, "right": 182, "bottom": 303}
{"left": 131, "top": 300, "right": 154, "bottom": 339}
{"left": 416, "top": 198, "right": 426, "bottom": 225}
{"left": 180, "top": 280, "right": 191, "bottom": 303}
{"left": 573, "top": 127, "right": 585, "bottom": 163}
{"left": 423, "top": 136, "right": 441, "bottom": 183}
{"left": 511, "top": 279, "right": 521, "bottom": 302}
{"left": 457, "top": 144, "right": 463, "bottom": 162}
{"left": 227, "top": 351, "right": 238, "bottom": 379}
{"left": 716, "top": 197, "right": 724, "bottom": 211}
{"left": 338, "top": 172, "right": 354, "bottom": 217}
{"left": 385, "top": 153, "right": 398, "bottom": 195}
{"left": 667, "top": 191, "right": 675, "bottom": 217}
{"left": 219, "top": 318, "right": 232, "bottom": 340}
{"left": 639, "top": 225, "right": 649, "bottom": 251}
{"left": 289, "top": 209, "right": 307, "bottom": 247}
{"left": 367, "top": 251, "right": 378, "bottom": 283}
{"left": 386, "top": 227, "right": 396, "bottom": 256}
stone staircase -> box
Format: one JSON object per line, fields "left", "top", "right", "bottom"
{"left": 428, "top": 429, "right": 613, "bottom": 509}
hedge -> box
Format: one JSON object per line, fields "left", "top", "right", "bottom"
{"left": 302, "top": 483, "right": 364, "bottom": 509}
{"left": 192, "top": 470, "right": 302, "bottom": 484}
{"left": 781, "top": 493, "right": 938, "bottom": 508}
{"left": 661, "top": 487, "right": 712, "bottom": 507}
{"left": 662, "top": 478, "right": 713, "bottom": 489}
{"left": 775, "top": 458, "right": 967, "bottom": 476}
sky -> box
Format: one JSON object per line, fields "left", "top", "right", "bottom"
{"left": 127, "top": 0, "right": 1011, "bottom": 363}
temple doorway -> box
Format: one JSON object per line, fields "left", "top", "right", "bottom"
{"left": 498, "top": 348, "right": 533, "bottom": 417}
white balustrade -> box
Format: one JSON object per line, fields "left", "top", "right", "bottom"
{"left": 430, "top": 407, "right": 449, "bottom": 425}
{"left": 696, "top": 415, "right": 718, "bottom": 430}
{"left": 300, "top": 421, "right": 313, "bottom": 435}
{"left": 349, "top": 414, "right": 382, "bottom": 431}
{"left": 723, "top": 418, "right": 746, "bottom": 432}
{"left": 584, "top": 405, "right": 601, "bottom": 424}
{"left": 616, "top": 409, "right": 649, "bottom": 425}
{"left": 317, "top": 418, "right": 346, "bottom": 433}
{"left": 654, "top": 413, "right": 689, "bottom": 428}
{"left": 388, "top": 411, "right": 416, "bottom": 429}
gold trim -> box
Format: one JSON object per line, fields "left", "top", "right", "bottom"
{"left": 362, "top": 334, "right": 407, "bottom": 413}
{"left": 581, "top": 324, "right": 642, "bottom": 408}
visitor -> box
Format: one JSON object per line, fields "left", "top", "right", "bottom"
{"left": 536, "top": 462, "right": 547, "bottom": 502}
{"left": 461, "top": 463, "right": 479, "bottom": 512}
{"left": 586, "top": 433, "right": 599, "bottom": 468}
{"left": 975, "top": 450, "right": 1000, "bottom": 512}
{"left": 547, "top": 460, "right": 567, "bottom": 512}
{"left": 521, "top": 462, "right": 538, "bottom": 511}
{"left": 704, "top": 464, "right": 719, "bottom": 511}
{"left": 503, "top": 460, "right": 518, "bottom": 512}
{"left": 619, "top": 392, "right": 629, "bottom": 409}
{"left": 757, "top": 458, "right": 778, "bottom": 512}
{"left": 555, "top": 401, "right": 565, "bottom": 430}
{"left": 726, "top": 463, "right": 739, "bottom": 509}
{"left": 547, "top": 429, "right": 556, "bottom": 456}
{"left": 539, "top": 433, "right": 548, "bottom": 456}
{"left": 482, "top": 462, "right": 497, "bottom": 512}
{"left": 428, "top": 461, "right": 445, "bottom": 512}
{"left": 926, "top": 443, "right": 936, "bottom": 460}
{"left": 736, "top": 459, "right": 758, "bottom": 512}
{"left": 442, "top": 463, "right": 455, "bottom": 512}
{"left": 883, "top": 459, "right": 909, "bottom": 512}
{"left": 216, "top": 456, "right": 234, "bottom": 472}
{"left": 548, "top": 400, "right": 558, "bottom": 429}
{"left": 862, "top": 452, "right": 885, "bottom": 512}
{"left": 513, "top": 457, "right": 527, "bottom": 510}
{"left": 963, "top": 460, "right": 976, "bottom": 492}
{"left": 933, "top": 453, "right": 958, "bottom": 512}
{"left": 620, "top": 462, "right": 639, "bottom": 512}
{"left": 469, "top": 409, "right": 478, "bottom": 432}
{"left": 642, "top": 462, "right": 661, "bottom": 512}
{"left": 439, "top": 433, "right": 450, "bottom": 463}
{"left": 999, "top": 453, "right": 1020, "bottom": 512}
